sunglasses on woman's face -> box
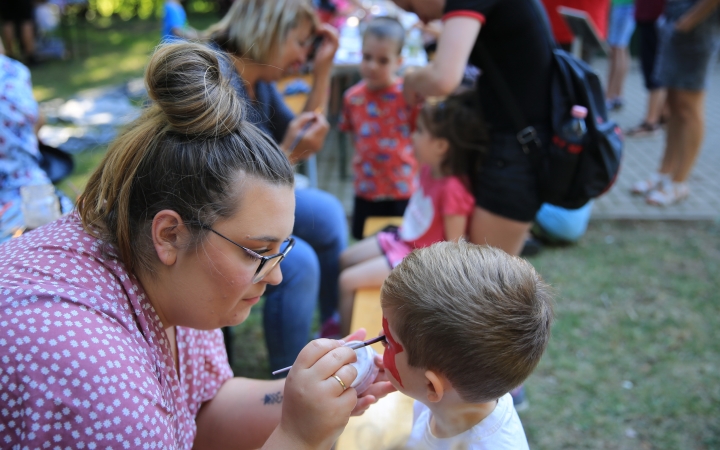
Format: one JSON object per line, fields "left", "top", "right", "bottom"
{"left": 199, "top": 224, "right": 295, "bottom": 283}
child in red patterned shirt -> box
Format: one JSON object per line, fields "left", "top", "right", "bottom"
{"left": 338, "top": 91, "right": 488, "bottom": 335}
{"left": 339, "top": 16, "right": 419, "bottom": 240}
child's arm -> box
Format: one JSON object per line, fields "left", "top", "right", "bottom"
{"left": 440, "top": 176, "right": 475, "bottom": 242}
{"left": 172, "top": 26, "right": 199, "bottom": 40}
{"left": 337, "top": 91, "right": 354, "bottom": 137}
{"left": 443, "top": 214, "right": 468, "bottom": 242}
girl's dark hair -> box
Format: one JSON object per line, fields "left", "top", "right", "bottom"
{"left": 418, "top": 90, "right": 489, "bottom": 178}
{"left": 78, "top": 42, "right": 294, "bottom": 274}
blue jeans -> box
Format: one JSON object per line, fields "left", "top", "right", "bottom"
{"left": 263, "top": 188, "right": 347, "bottom": 371}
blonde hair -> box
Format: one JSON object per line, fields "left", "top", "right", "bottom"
{"left": 78, "top": 42, "right": 294, "bottom": 274}
{"left": 205, "top": 0, "right": 319, "bottom": 63}
{"left": 381, "top": 241, "right": 554, "bottom": 403}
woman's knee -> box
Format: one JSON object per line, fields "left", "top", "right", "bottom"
{"left": 294, "top": 188, "right": 348, "bottom": 247}
{"left": 275, "top": 237, "right": 320, "bottom": 289}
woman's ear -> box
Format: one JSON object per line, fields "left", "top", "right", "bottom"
{"left": 424, "top": 369, "right": 450, "bottom": 403}
{"left": 151, "top": 210, "right": 188, "bottom": 267}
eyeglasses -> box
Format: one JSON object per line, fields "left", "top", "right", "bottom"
{"left": 199, "top": 224, "right": 295, "bottom": 284}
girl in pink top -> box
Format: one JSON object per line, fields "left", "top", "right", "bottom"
{"left": 338, "top": 91, "right": 488, "bottom": 335}
{"left": 0, "top": 42, "right": 393, "bottom": 450}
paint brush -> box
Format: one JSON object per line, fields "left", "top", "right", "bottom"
{"left": 271, "top": 335, "right": 386, "bottom": 376}
{"left": 286, "top": 107, "right": 323, "bottom": 156}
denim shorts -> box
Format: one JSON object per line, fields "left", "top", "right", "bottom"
{"left": 607, "top": 4, "right": 637, "bottom": 47}
{"left": 655, "top": 1, "right": 720, "bottom": 91}
{"left": 471, "top": 131, "right": 546, "bottom": 223}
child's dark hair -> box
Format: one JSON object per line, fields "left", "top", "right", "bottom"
{"left": 381, "top": 241, "right": 554, "bottom": 403}
{"left": 418, "top": 90, "right": 489, "bottom": 178}
{"left": 363, "top": 16, "right": 405, "bottom": 55}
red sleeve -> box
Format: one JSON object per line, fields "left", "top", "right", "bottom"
{"left": 443, "top": 10, "right": 486, "bottom": 24}
{"left": 440, "top": 176, "right": 475, "bottom": 217}
{"left": 443, "top": 0, "right": 497, "bottom": 24}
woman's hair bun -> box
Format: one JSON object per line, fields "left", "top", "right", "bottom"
{"left": 145, "top": 42, "right": 244, "bottom": 137}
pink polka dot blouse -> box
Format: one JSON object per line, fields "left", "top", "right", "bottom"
{"left": 0, "top": 214, "right": 234, "bottom": 449}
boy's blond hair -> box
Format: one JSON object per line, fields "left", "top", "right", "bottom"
{"left": 205, "top": 0, "right": 318, "bottom": 64}
{"left": 381, "top": 241, "right": 553, "bottom": 403}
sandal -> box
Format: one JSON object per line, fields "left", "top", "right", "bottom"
{"left": 645, "top": 181, "right": 689, "bottom": 206}
{"left": 625, "top": 122, "right": 661, "bottom": 138}
{"left": 631, "top": 173, "right": 669, "bottom": 196}
{"left": 606, "top": 97, "right": 624, "bottom": 111}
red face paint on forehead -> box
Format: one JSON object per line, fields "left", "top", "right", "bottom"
{"left": 382, "top": 316, "right": 404, "bottom": 388}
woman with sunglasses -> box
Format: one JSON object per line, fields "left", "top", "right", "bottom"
{"left": 0, "top": 42, "right": 392, "bottom": 449}
{"left": 205, "top": 0, "right": 349, "bottom": 372}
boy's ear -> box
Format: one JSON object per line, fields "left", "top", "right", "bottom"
{"left": 424, "top": 370, "right": 451, "bottom": 403}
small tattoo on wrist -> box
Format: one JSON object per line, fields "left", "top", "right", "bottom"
{"left": 263, "top": 391, "right": 283, "bottom": 405}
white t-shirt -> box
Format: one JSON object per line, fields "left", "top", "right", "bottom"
{"left": 406, "top": 393, "right": 529, "bottom": 450}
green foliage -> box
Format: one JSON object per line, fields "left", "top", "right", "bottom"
{"left": 86, "top": 0, "right": 216, "bottom": 19}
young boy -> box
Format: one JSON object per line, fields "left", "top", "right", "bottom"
{"left": 339, "top": 16, "right": 419, "bottom": 240}
{"left": 380, "top": 241, "right": 554, "bottom": 449}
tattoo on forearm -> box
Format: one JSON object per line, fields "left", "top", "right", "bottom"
{"left": 263, "top": 391, "right": 283, "bottom": 405}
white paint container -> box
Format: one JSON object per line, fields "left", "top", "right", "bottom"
{"left": 347, "top": 341, "right": 380, "bottom": 394}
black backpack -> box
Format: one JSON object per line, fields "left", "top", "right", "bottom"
{"left": 475, "top": 0, "right": 623, "bottom": 209}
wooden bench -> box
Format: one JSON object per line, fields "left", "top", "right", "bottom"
{"left": 336, "top": 217, "right": 413, "bottom": 450}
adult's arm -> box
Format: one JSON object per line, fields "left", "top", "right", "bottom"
{"left": 402, "top": 17, "right": 481, "bottom": 105}
{"left": 193, "top": 377, "right": 287, "bottom": 450}
{"left": 260, "top": 83, "right": 329, "bottom": 163}
{"left": 675, "top": 0, "right": 720, "bottom": 32}
{"left": 194, "top": 331, "right": 393, "bottom": 450}
{"left": 303, "top": 23, "right": 339, "bottom": 114}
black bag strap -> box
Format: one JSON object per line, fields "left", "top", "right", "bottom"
{"left": 472, "top": 0, "right": 558, "bottom": 152}
{"left": 474, "top": 43, "right": 541, "bottom": 153}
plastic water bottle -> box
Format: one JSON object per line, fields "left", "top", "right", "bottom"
{"left": 563, "top": 105, "right": 588, "bottom": 141}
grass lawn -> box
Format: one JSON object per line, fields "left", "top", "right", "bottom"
{"left": 521, "top": 221, "right": 719, "bottom": 449}
{"left": 29, "top": 13, "right": 218, "bottom": 102}
{"left": 228, "top": 220, "right": 720, "bottom": 450}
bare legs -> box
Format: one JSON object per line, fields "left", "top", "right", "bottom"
{"left": 1, "top": 20, "right": 35, "bottom": 61}
{"left": 645, "top": 88, "right": 668, "bottom": 126}
{"left": 469, "top": 206, "right": 531, "bottom": 257}
{"left": 659, "top": 88, "right": 705, "bottom": 183}
{"left": 606, "top": 46, "right": 631, "bottom": 107}
{"left": 338, "top": 238, "right": 391, "bottom": 336}
{"left": 634, "top": 88, "right": 705, "bottom": 205}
